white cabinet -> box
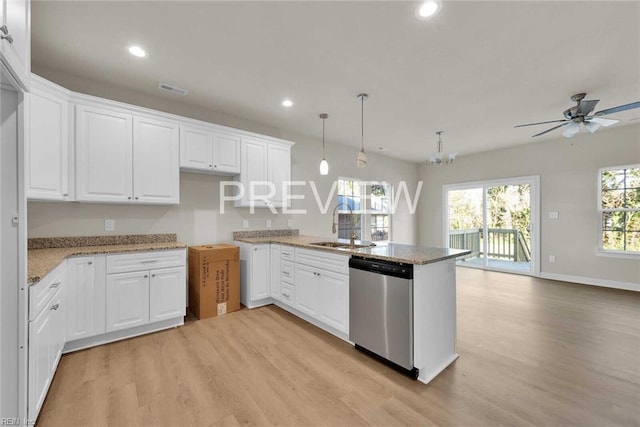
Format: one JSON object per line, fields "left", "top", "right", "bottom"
{"left": 105, "top": 250, "right": 186, "bottom": 332}
{"left": 294, "top": 264, "right": 319, "bottom": 317}
{"left": 0, "top": 0, "right": 30, "bottom": 90}
{"left": 317, "top": 270, "right": 349, "bottom": 334}
{"left": 26, "top": 77, "right": 71, "bottom": 201}
{"left": 75, "top": 105, "right": 133, "bottom": 203}
{"left": 66, "top": 256, "right": 103, "bottom": 341}
{"left": 106, "top": 271, "right": 149, "bottom": 332}
{"left": 133, "top": 117, "right": 180, "bottom": 204}
{"left": 75, "top": 104, "right": 179, "bottom": 205}
{"left": 270, "top": 244, "right": 281, "bottom": 301}
{"left": 149, "top": 266, "right": 186, "bottom": 322}
{"left": 179, "top": 125, "right": 240, "bottom": 175}
{"left": 28, "top": 263, "right": 66, "bottom": 421}
{"left": 237, "top": 242, "right": 272, "bottom": 308}
{"left": 235, "top": 138, "right": 292, "bottom": 208}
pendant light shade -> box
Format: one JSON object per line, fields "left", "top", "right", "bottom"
{"left": 319, "top": 113, "right": 329, "bottom": 175}
{"left": 426, "top": 131, "right": 456, "bottom": 165}
{"left": 356, "top": 93, "right": 368, "bottom": 168}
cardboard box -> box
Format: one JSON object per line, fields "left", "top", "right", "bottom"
{"left": 188, "top": 244, "right": 240, "bottom": 319}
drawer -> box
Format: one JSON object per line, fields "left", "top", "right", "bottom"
{"left": 280, "top": 283, "right": 295, "bottom": 306}
{"left": 106, "top": 249, "right": 185, "bottom": 274}
{"left": 29, "top": 261, "right": 66, "bottom": 321}
{"left": 295, "top": 248, "right": 349, "bottom": 275}
{"left": 281, "top": 260, "right": 295, "bottom": 284}
{"left": 280, "top": 246, "right": 295, "bottom": 261}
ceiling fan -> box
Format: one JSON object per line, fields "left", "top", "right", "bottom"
{"left": 514, "top": 93, "right": 640, "bottom": 138}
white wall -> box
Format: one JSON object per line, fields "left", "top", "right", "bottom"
{"left": 417, "top": 124, "right": 640, "bottom": 287}
{"left": 27, "top": 68, "right": 419, "bottom": 245}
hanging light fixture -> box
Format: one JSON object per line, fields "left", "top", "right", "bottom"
{"left": 319, "top": 113, "right": 329, "bottom": 175}
{"left": 426, "top": 131, "right": 456, "bottom": 165}
{"left": 356, "top": 93, "right": 368, "bottom": 168}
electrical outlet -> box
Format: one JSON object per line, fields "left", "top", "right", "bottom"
{"left": 243, "top": 220, "right": 249, "bottom": 228}
{"left": 266, "top": 219, "right": 272, "bottom": 228}
{"left": 104, "top": 219, "right": 115, "bottom": 231}
{"left": 287, "top": 219, "right": 293, "bottom": 227}
{"left": 548, "top": 255, "right": 556, "bottom": 263}
{"left": 548, "top": 211, "right": 559, "bottom": 219}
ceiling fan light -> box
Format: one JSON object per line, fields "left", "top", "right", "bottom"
{"left": 319, "top": 158, "right": 329, "bottom": 175}
{"left": 562, "top": 123, "right": 579, "bottom": 138}
{"left": 448, "top": 152, "right": 457, "bottom": 162}
{"left": 584, "top": 121, "right": 601, "bottom": 134}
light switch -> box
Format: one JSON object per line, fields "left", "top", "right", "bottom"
{"left": 242, "top": 220, "right": 249, "bottom": 228}
{"left": 104, "top": 219, "right": 115, "bottom": 231}
{"left": 266, "top": 219, "right": 272, "bottom": 228}
{"left": 548, "top": 255, "right": 556, "bottom": 263}
{"left": 548, "top": 211, "right": 559, "bottom": 219}
{"left": 287, "top": 219, "right": 293, "bottom": 227}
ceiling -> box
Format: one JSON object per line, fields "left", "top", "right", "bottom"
{"left": 31, "top": 1, "right": 640, "bottom": 163}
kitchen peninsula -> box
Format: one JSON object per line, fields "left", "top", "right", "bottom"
{"left": 234, "top": 230, "right": 470, "bottom": 384}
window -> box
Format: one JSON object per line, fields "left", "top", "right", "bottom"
{"left": 599, "top": 165, "right": 640, "bottom": 254}
{"left": 337, "top": 178, "right": 392, "bottom": 242}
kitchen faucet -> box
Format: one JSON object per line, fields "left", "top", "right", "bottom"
{"left": 331, "top": 203, "right": 358, "bottom": 246}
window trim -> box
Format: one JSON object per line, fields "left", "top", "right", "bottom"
{"left": 597, "top": 164, "right": 640, "bottom": 258}
{"left": 336, "top": 177, "right": 393, "bottom": 242}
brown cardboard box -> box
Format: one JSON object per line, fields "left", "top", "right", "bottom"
{"left": 188, "top": 244, "right": 240, "bottom": 319}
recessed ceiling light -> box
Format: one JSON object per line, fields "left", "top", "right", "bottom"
{"left": 282, "top": 99, "right": 294, "bottom": 107}
{"left": 416, "top": 0, "right": 442, "bottom": 19}
{"left": 377, "top": 146, "right": 389, "bottom": 152}
{"left": 128, "top": 46, "right": 147, "bottom": 58}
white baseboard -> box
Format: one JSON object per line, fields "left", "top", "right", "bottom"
{"left": 539, "top": 272, "right": 640, "bottom": 292}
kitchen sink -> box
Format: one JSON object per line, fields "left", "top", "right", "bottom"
{"left": 310, "top": 241, "right": 376, "bottom": 249}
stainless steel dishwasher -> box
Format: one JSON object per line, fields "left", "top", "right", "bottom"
{"left": 349, "top": 256, "right": 417, "bottom": 378}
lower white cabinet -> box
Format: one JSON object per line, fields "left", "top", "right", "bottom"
{"left": 238, "top": 242, "right": 272, "bottom": 308}
{"left": 106, "top": 266, "right": 186, "bottom": 332}
{"left": 294, "top": 264, "right": 319, "bottom": 317}
{"left": 66, "top": 256, "right": 105, "bottom": 341}
{"left": 270, "top": 244, "right": 281, "bottom": 301}
{"left": 28, "top": 265, "right": 66, "bottom": 421}
{"left": 317, "top": 270, "right": 349, "bottom": 333}
{"left": 106, "top": 271, "right": 150, "bottom": 332}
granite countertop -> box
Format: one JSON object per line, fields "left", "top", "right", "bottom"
{"left": 233, "top": 233, "right": 471, "bottom": 265}
{"left": 28, "top": 235, "right": 186, "bottom": 284}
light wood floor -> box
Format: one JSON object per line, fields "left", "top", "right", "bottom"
{"left": 38, "top": 268, "right": 640, "bottom": 426}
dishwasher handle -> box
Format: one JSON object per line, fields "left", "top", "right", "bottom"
{"left": 349, "top": 257, "right": 413, "bottom": 279}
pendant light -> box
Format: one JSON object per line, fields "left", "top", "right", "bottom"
{"left": 319, "top": 113, "right": 329, "bottom": 175}
{"left": 426, "top": 131, "right": 456, "bottom": 165}
{"left": 356, "top": 93, "right": 368, "bottom": 168}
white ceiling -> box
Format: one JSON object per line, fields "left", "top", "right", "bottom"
{"left": 31, "top": 1, "right": 640, "bottom": 163}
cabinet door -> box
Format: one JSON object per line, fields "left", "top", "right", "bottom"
{"left": 0, "top": 0, "right": 30, "bottom": 90}
{"left": 149, "top": 266, "right": 186, "bottom": 322}
{"left": 236, "top": 138, "right": 269, "bottom": 207}
{"left": 180, "top": 125, "right": 213, "bottom": 171}
{"left": 75, "top": 105, "right": 133, "bottom": 202}
{"left": 294, "top": 265, "right": 318, "bottom": 317}
{"left": 212, "top": 131, "right": 240, "bottom": 174}
{"left": 133, "top": 117, "right": 180, "bottom": 204}
{"left": 250, "top": 245, "right": 270, "bottom": 300}
{"left": 267, "top": 143, "right": 291, "bottom": 206}
{"left": 270, "top": 244, "right": 281, "bottom": 300}
{"left": 106, "top": 271, "right": 149, "bottom": 332}
{"left": 66, "top": 257, "right": 96, "bottom": 341}
{"left": 49, "top": 289, "right": 65, "bottom": 372}
{"left": 317, "top": 271, "right": 349, "bottom": 334}
{"left": 28, "top": 299, "right": 54, "bottom": 420}
{"left": 26, "top": 90, "right": 69, "bottom": 201}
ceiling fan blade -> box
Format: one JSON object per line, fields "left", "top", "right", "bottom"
{"left": 594, "top": 101, "right": 640, "bottom": 116}
{"left": 577, "top": 99, "right": 599, "bottom": 116}
{"left": 515, "top": 119, "right": 569, "bottom": 128}
{"left": 562, "top": 122, "right": 580, "bottom": 138}
{"left": 587, "top": 117, "right": 619, "bottom": 127}
{"left": 584, "top": 121, "right": 601, "bottom": 134}
{"left": 532, "top": 122, "right": 571, "bottom": 137}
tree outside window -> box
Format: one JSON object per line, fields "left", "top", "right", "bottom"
{"left": 336, "top": 178, "right": 392, "bottom": 242}
{"left": 600, "top": 165, "right": 640, "bottom": 253}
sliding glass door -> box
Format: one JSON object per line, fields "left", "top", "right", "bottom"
{"left": 445, "top": 177, "right": 539, "bottom": 275}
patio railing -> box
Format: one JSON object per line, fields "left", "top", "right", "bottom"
{"left": 449, "top": 228, "right": 531, "bottom": 262}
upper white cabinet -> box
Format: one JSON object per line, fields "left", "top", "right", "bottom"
{"left": 235, "top": 138, "right": 292, "bottom": 208}
{"left": 180, "top": 125, "right": 240, "bottom": 175}
{"left": 75, "top": 104, "right": 179, "bottom": 205}
{"left": 0, "top": 0, "right": 30, "bottom": 90}
{"left": 26, "top": 77, "right": 71, "bottom": 201}
{"left": 133, "top": 117, "right": 180, "bottom": 204}
{"left": 75, "top": 105, "right": 133, "bottom": 203}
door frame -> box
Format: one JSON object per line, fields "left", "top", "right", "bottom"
{"left": 442, "top": 175, "right": 540, "bottom": 277}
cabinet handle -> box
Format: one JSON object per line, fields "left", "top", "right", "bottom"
{"left": 0, "top": 26, "right": 7, "bottom": 35}
{"left": 140, "top": 260, "right": 157, "bottom": 264}
{"left": 144, "top": 275, "right": 148, "bottom": 278}
{"left": 213, "top": 165, "right": 218, "bottom": 168}
{"left": 282, "top": 292, "right": 290, "bottom": 298}
{"left": 128, "top": 196, "right": 132, "bottom": 200}
{"left": 135, "top": 196, "right": 139, "bottom": 200}
{"left": 282, "top": 271, "right": 290, "bottom": 276}
{"left": 63, "top": 193, "right": 69, "bottom": 197}
{"left": 88, "top": 261, "right": 93, "bottom": 265}
{"left": 151, "top": 274, "right": 156, "bottom": 277}
{"left": 0, "top": 26, "right": 13, "bottom": 44}
{"left": 49, "top": 281, "right": 61, "bottom": 289}
{"left": 49, "top": 303, "right": 59, "bottom": 311}
{"left": 209, "top": 164, "right": 213, "bottom": 168}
